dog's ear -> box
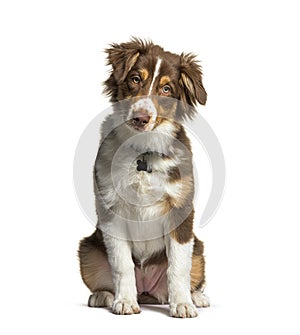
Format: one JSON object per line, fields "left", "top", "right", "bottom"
{"left": 104, "top": 38, "right": 152, "bottom": 100}
{"left": 179, "top": 53, "right": 207, "bottom": 107}
{"left": 105, "top": 39, "right": 144, "bottom": 84}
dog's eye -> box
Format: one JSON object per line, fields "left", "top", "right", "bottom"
{"left": 131, "top": 76, "right": 141, "bottom": 84}
{"left": 162, "top": 85, "right": 171, "bottom": 94}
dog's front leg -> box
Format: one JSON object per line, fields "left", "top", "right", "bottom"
{"left": 103, "top": 234, "right": 140, "bottom": 315}
{"left": 166, "top": 236, "right": 198, "bottom": 318}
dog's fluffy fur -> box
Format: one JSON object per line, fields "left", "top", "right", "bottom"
{"left": 78, "top": 38, "right": 210, "bottom": 318}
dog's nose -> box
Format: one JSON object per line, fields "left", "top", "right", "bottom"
{"left": 133, "top": 110, "right": 150, "bottom": 127}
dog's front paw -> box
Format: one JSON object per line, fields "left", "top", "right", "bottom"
{"left": 170, "top": 302, "right": 198, "bottom": 318}
{"left": 112, "top": 299, "right": 141, "bottom": 315}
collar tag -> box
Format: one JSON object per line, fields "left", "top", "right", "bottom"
{"left": 137, "top": 154, "right": 152, "bottom": 173}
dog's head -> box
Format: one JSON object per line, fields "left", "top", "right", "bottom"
{"left": 104, "top": 38, "right": 207, "bottom": 132}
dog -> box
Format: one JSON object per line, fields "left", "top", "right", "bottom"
{"left": 78, "top": 38, "right": 210, "bottom": 318}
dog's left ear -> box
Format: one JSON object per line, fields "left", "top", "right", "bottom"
{"left": 105, "top": 42, "right": 140, "bottom": 84}
{"left": 179, "top": 54, "right": 207, "bottom": 107}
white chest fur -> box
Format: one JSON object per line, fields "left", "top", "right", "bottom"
{"left": 95, "top": 120, "right": 188, "bottom": 242}
{"left": 131, "top": 237, "right": 165, "bottom": 265}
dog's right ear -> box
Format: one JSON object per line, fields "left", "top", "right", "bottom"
{"left": 105, "top": 41, "right": 141, "bottom": 84}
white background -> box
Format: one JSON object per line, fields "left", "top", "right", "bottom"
{"left": 1, "top": 0, "right": 300, "bottom": 334}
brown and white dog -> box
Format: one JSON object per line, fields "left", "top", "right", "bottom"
{"left": 78, "top": 38, "right": 210, "bottom": 318}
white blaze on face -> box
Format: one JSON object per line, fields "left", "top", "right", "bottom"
{"left": 128, "top": 57, "right": 162, "bottom": 131}
{"left": 148, "top": 57, "right": 162, "bottom": 96}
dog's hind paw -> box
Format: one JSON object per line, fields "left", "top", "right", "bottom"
{"left": 170, "top": 302, "right": 198, "bottom": 318}
{"left": 88, "top": 291, "right": 114, "bottom": 307}
{"left": 191, "top": 291, "right": 210, "bottom": 308}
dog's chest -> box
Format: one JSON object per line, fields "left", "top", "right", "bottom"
{"left": 129, "top": 152, "right": 170, "bottom": 196}
{"left": 131, "top": 238, "right": 165, "bottom": 264}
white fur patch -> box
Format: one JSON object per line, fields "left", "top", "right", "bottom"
{"left": 191, "top": 291, "right": 210, "bottom": 308}
{"left": 102, "top": 232, "right": 141, "bottom": 314}
{"left": 131, "top": 238, "right": 165, "bottom": 267}
{"left": 123, "top": 120, "right": 177, "bottom": 154}
{"left": 166, "top": 236, "right": 197, "bottom": 317}
{"left": 148, "top": 57, "right": 162, "bottom": 96}
{"left": 129, "top": 97, "right": 157, "bottom": 131}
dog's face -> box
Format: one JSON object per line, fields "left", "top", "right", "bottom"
{"left": 104, "top": 38, "right": 207, "bottom": 133}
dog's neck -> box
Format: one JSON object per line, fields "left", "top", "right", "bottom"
{"left": 136, "top": 151, "right": 168, "bottom": 173}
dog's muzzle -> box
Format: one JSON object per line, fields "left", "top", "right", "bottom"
{"left": 132, "top": 110, "right": 150, "bottom": 128}
{"left": 129, "top": 97, "right": 157, "bottom": 131}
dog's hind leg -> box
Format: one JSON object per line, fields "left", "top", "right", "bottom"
{"left": 78, "top": 229, "right": 114, "bottom": 307}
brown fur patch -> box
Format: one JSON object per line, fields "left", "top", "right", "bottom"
{"left": 78, "top": 230, "right": 113, "bottom": 292}
{"left": 175, "top": 126, "right": 192, "bottom": 152}
{"left": 159, "top": 75, "right": 171, "bottom": 86}
{"left": 190, "top": 236, "right": 206, "bottom": 292}
{"left": 153, "top": 98, "right": 178, "bottom": 120}
{"left": 170, "top": 209, "right": 194, "bottom": 244}
{"left": 167, "top": 175, "right": 194, "bottom": 208}
{"left": 139, "top": 68, "right": 149, "bottom": 81}
{"left": 167, "top": 166, "right": 181, "bottom": 181}
{"left": 139, "top": 249, "right": 167, "bottom": 268}
{"left": 180, "top": 73, "right": 195, "bottom": 96}
{"left": 160, "top": 195, "right": 172, "bottom": 215}
{"left": 152, "top": 116, "right": 164, "bottom": 130}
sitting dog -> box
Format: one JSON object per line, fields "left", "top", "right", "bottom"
{"left": 78, "top": 38, "right": 210, "bottom": 318}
